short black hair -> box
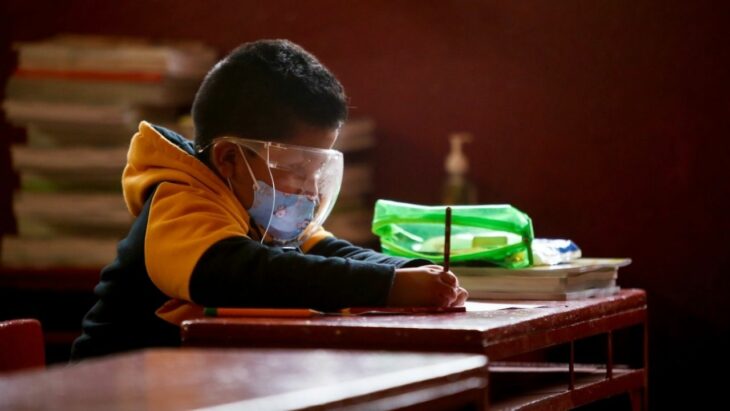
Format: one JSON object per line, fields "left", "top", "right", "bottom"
{"left": 192, "top": 39, "right": 348, "bottom": 151}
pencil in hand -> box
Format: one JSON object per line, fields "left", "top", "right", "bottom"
{"left": 443, "top": 206, "right": 452, "bottom": 273}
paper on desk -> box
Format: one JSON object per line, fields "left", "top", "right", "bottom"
{"left": 465, "top": 301, "right": 543, "bottom": 311}
{"left": 202, "top": 304, "right": 534, "bottom": 318}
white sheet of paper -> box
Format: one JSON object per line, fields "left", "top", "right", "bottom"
{"left": 465, "top": 301, "right": 544, "bottom": 311}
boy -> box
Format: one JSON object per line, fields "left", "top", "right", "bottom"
{"left": 71, "top": 39, "right": 467, "bottom": 360}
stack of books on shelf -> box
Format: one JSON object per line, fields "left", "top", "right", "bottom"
{"left": 327, "top": 118, "right": 377, "bottom": 246}
{"left": 1, "top": 34, "right": 216, "bottom": 268}
{"left": 453, "top": 258, "right": 631, "bottom": 300}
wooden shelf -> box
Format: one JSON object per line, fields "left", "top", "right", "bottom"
{"left": 489, "top": 363, "right": 644, "bottom": 410}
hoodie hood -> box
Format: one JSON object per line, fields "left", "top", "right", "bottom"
{"left": 122, "top": 121, "right": 235, "bottom": 216}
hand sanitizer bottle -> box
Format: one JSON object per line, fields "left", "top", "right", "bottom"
{"left": 442, "top": 132, "right": 478, "bottom": 205}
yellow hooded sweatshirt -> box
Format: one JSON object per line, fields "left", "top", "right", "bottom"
{"left": 71, "top": 122, "right": 421, "bottom": 361}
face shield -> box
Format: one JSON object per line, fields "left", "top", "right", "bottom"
{"left": 212, "top": 137, "right": 343, "bottom": 248}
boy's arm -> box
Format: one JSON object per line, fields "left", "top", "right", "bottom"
{"left": 307, "top": 236, "right": 433, "bottom": 268}
{"left": 188, "top": 236, "right": 397, "bottom": 311}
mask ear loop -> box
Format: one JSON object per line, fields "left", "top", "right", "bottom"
{"left": 236, "top": 143, "right": 276, "bottom": 245}
{"left": 236, "top": 145, "right": 260, "bottom": 191}
{"left": 261, "top": 142, "right": 276, "bottom": 244}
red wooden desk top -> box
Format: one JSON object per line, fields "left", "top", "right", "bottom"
{"left": 182, "top": 289, "right": 647, "bottom": 359}
{"left": 0, "top": 348, "right": 488, "bottom": 411}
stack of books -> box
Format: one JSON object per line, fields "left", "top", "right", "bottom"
{"left": 327, "top": 118, "right": 377, "bottom": 246}
{"left": 453, "top": 258, "right": 631, "bottom": 300}
{"left": 1, "top": 35, "right": 216, "bottom": 268}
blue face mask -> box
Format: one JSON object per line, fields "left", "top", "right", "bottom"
{"left": 247, "top": 180, "right": 318, "bottom": 246}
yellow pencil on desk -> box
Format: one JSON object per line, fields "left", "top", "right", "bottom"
{"left": 204, "top": 307, "right": 323, "bottom": 318}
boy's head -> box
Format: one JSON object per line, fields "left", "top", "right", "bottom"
{"left": 192, "top": 39, "right": 348, "bottom": 152}
{"left": 191, "top": 39, "right": 347, "bottom": 246}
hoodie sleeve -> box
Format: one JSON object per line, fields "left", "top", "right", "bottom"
{"left": 145, "top": 182, "right": 412, "bottom": 311}
{"left": 188, "top": 236, "right": 396, "bottom": 311}
{"left": 307, "top": 236, "right": 434, "bottom": 268}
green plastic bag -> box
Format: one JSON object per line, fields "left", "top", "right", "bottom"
{"left": 371, "top": 200, "right": 534, "bottom": 268}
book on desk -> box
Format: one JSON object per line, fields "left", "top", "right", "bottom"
{"left": 453, "top": 258, "right": 631, "bottom": 300}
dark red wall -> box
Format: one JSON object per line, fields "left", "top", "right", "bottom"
{"left": 2, "top": 1, "right": 728, "bottom": 407}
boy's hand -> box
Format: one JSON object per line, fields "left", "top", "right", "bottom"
{"left": 388, "top": 265, "right": 468, "bottom": 307}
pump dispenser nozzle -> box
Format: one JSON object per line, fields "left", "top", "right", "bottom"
{"left": 442, "top": 132, "right": 477, "bottom": 205}
{"left": 445, "top": 133, "right": 472, "bottom": 176}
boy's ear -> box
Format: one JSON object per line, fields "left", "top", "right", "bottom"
{"left": 210, "top": 141, "right": 239, "bottom": 178}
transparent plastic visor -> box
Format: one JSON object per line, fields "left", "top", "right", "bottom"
{"left": 206, "top": 137, "right": 343, "bottom": 247}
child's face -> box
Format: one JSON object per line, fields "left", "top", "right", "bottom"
{"left": 248, "top": 126, "right": 338, "bottom": 195}
{"left": 211, "top": 126, "right": 344, "bottom": 245}
{"left": 229, "top": 126, "right": 340, "bottom": 207}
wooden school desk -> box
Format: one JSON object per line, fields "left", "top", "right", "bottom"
{"left": 0, "top": 348, "right": 488, "bottom": 410}
{"left": 182, "top": 289, "right": 648, "bottom": 410}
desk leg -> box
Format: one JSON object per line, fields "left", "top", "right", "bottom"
{"left": 629, "top": 388, "right": 644, "bottom": 411}
{"left": 607, "top": 330, "right": 613, "bottom": 379}
{"left": 641, "top": 321, "right": 649, "bottom": 410}
{"left": 569, "top": 340, "right": 575, "bottom": 390}
{"left": 629, "top": 319, "right": 649, "bottom": 411}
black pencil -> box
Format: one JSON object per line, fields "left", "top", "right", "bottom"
{"left": 443, "top": 206, "right": 452, "bottom": 273}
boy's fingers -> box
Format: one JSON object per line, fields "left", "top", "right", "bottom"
{"left": 439, "top": 271, "right": 458, "bottom": 286}
{"left": 454, "top": 287, "right": 469, "bottom": 306}
{"left": 439, "top": 290, "right": 457, "bottom": 306}
{"left": 434, "top": 283, "right": 456, "bottom": 305}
